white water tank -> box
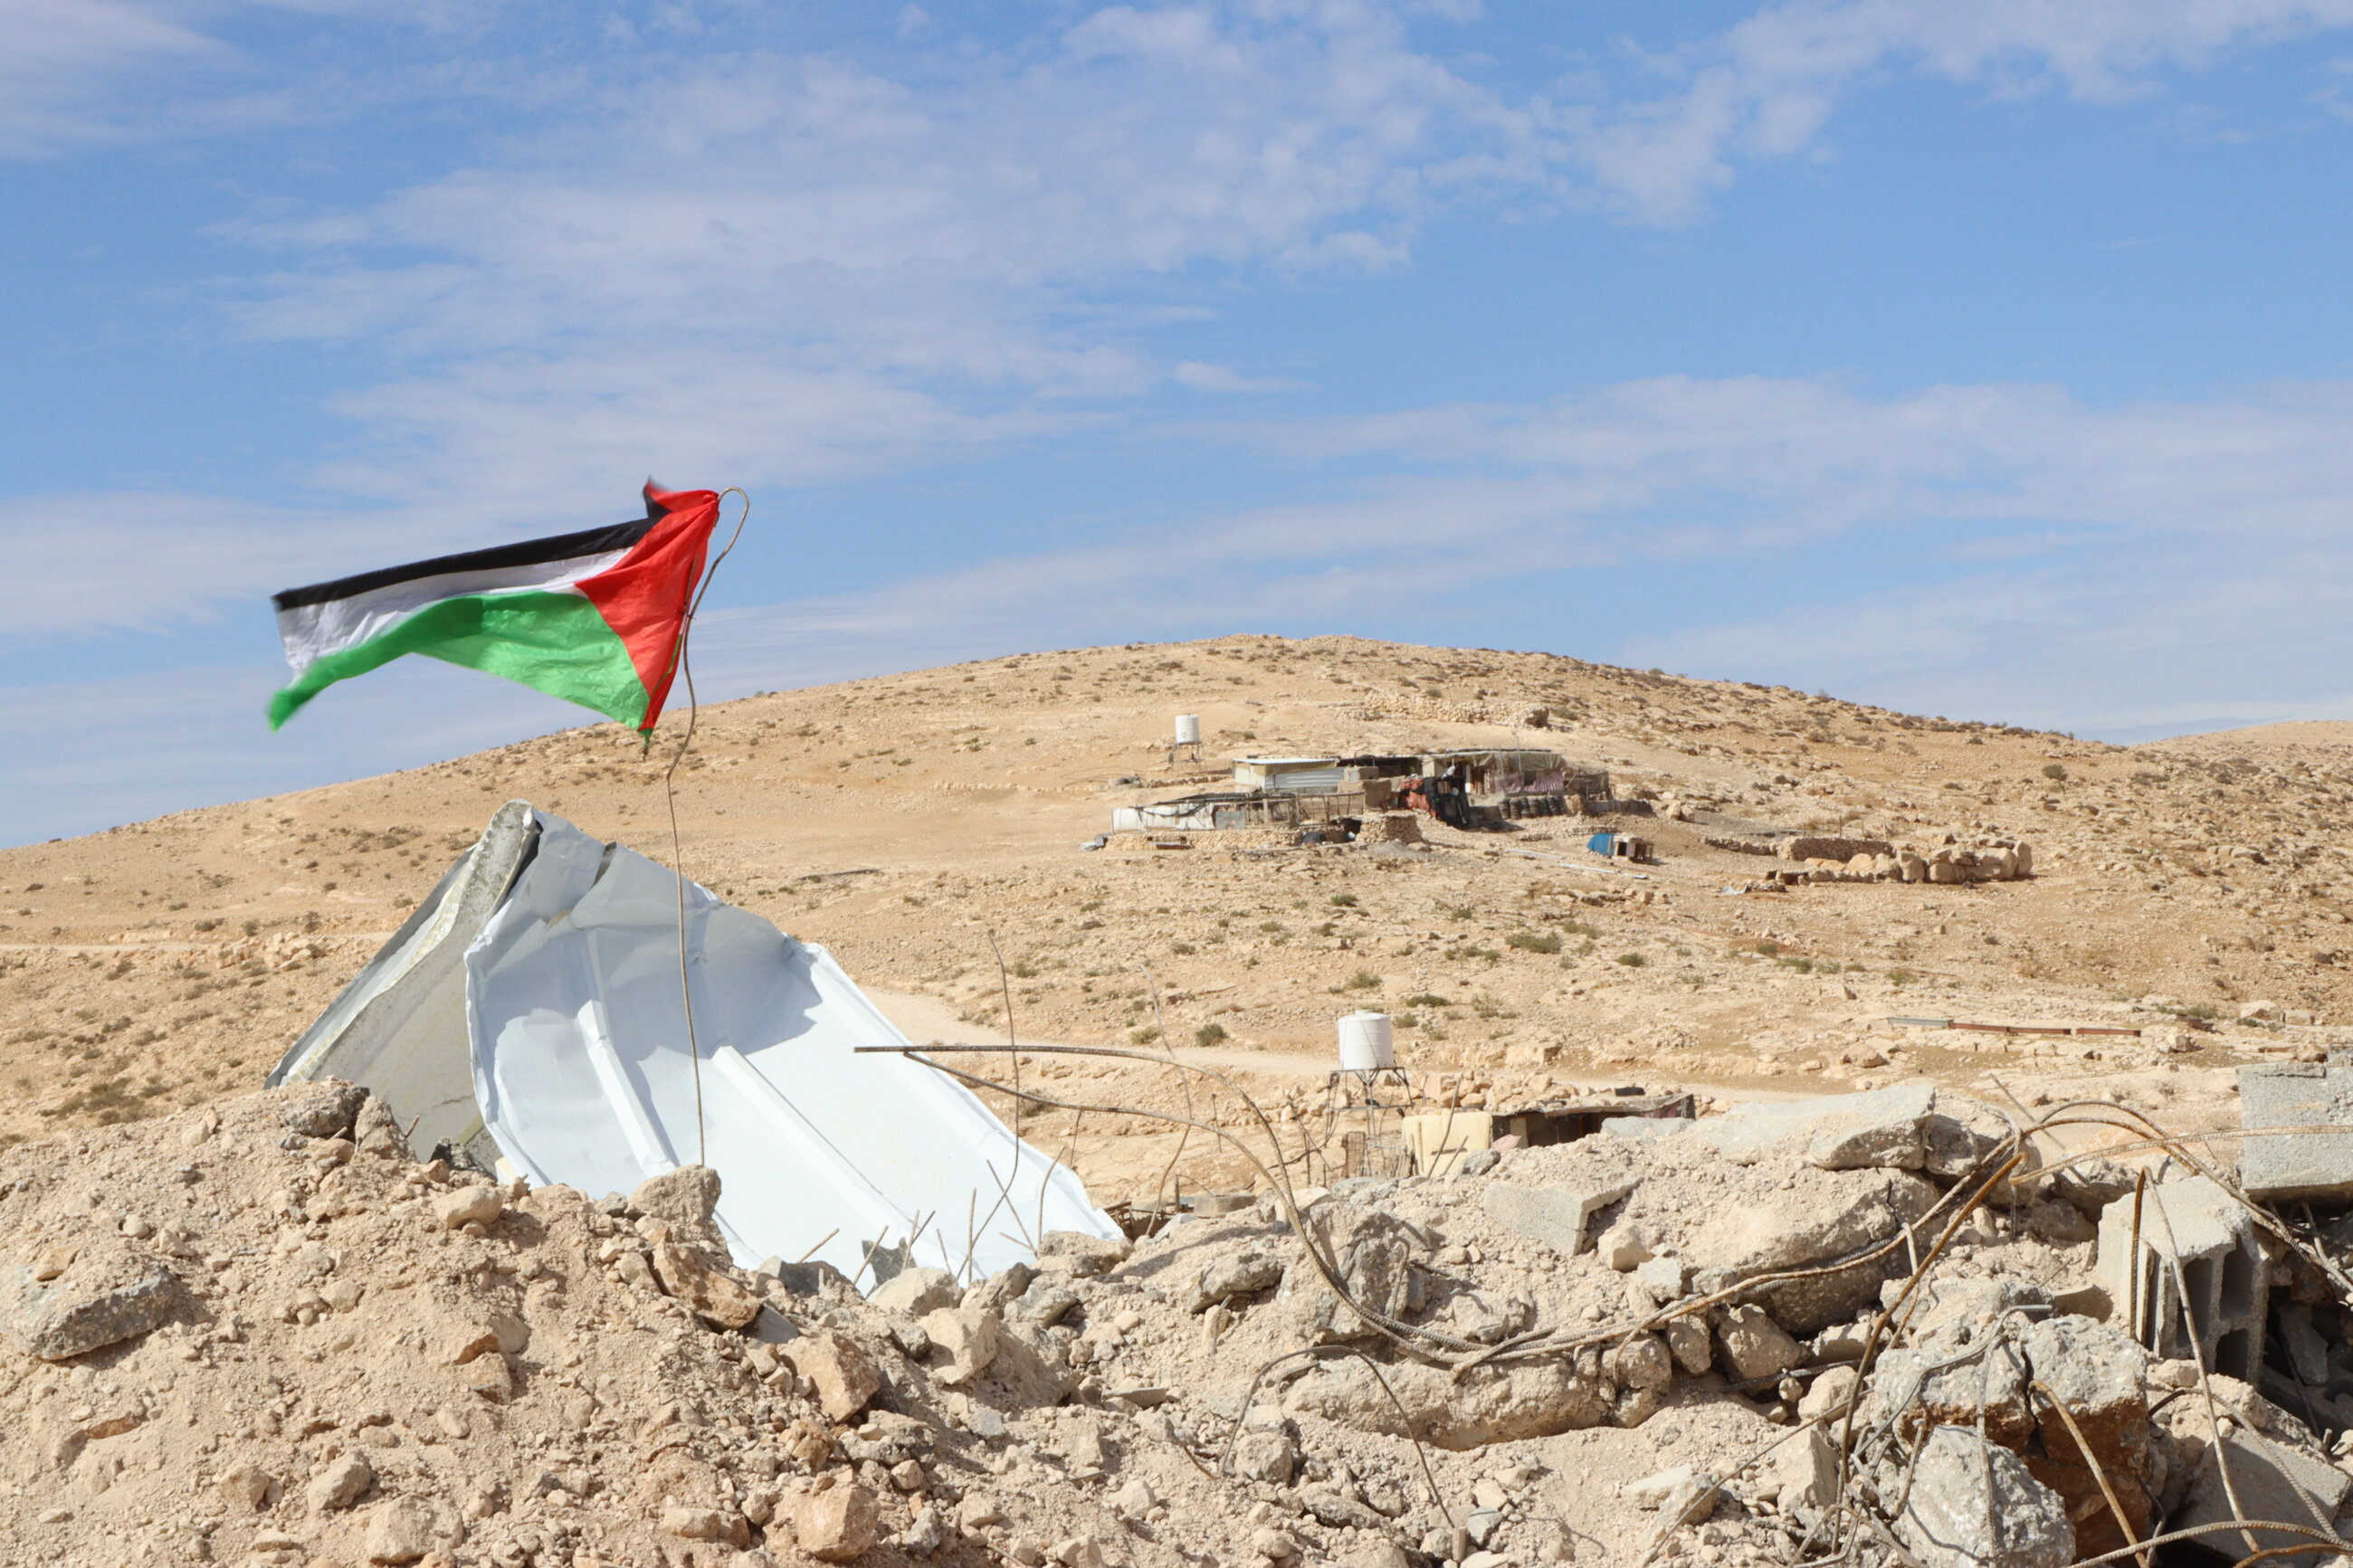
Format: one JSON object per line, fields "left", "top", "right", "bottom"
{"left": 1174, "top": 713, "right": 1202, "bottom": 746}
{"left": 1338, "top": 1011, "right": 1395, "bottom": 1071}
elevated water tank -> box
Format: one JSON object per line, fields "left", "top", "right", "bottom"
{"left": 1338, "top": 1011, "right": 1395, "bottom": 1071}
{"left": 1174, "top": 714, "right": 1202, "bottom": 746}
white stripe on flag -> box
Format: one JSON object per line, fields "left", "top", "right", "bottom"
{"left": 275, "top": 549, "right": 632, "bottom": 674}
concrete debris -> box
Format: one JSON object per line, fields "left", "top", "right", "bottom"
{"left": 1480, "top": 1175, "right": 1635, "bottom": 1256}
{"left": 2097, "top": 1173, "right": 2267, "bottom": 1380}
{"left": 2171, "top": 1425, "right": 2351, "bottom": 1560}
{"left": 16, "top": 1067, "right": 2353, "bottom": 1568}
{"left": 1889, "top": 1425, "right": 2074, "bottom": 1568}
{"left": 4, "top": 1235, "right": 179, "bottom": 1362}
{"left": 2238, "top": 1050, "right": 2353, "bottom": 1203}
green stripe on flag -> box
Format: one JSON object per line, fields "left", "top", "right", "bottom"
{"left": 268, "top": 590, "right": 652, "bottom": 730}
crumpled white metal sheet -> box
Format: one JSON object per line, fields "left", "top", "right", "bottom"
{"left": 273, "top": 802, "right": 1119, "bottom": 1283}
{"left": 462, "top": 809, "right": 1118, "bottom": 1279}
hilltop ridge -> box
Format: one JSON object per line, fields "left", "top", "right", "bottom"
{"left": 1, "top": 634, "right": 2344, "bottom": 1186}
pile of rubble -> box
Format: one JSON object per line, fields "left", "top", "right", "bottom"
{"left": 11, "top": 1078, "right": 2353, "bottom": 1568}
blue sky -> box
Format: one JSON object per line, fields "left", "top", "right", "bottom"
{"left": 9, "top": 0, "right": 2353, "bottom": 843}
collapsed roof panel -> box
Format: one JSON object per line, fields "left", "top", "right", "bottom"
{"left": 276, "top": 802, "right": 1119, "bottom": 1283}
{"left": 266, "top": 799, "right": 538, "bottom": 1162}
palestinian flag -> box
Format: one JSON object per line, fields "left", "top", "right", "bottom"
{"left": 270, "top": 483, "right": 720, "bottom": 733}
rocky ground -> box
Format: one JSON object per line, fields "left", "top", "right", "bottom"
{"left": 5, "top": 1071, "right": 2342, "bottom": 1568}
{"left": 11, "top": 635, "right": 2353, "bottom": 1564}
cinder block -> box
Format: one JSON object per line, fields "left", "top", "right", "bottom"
{"left": 2238, "top": 1051, "right": 2353, "bottom": 1202}
{"left": 2096, "top": 1175, "right": 2266, "bottom": 1383}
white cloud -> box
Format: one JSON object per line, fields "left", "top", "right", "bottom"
{"left": 1573, "top": 0, "right": 2353, "bottom": 220}
{"left": 0, "top": 490, "right": 489, "bottom": 637}
{"left": 680, "top": 373, "right": 2353, "bottom": 738}
{"left": 0, "top": 0, "right": 226, "bottom": 154}
{"left": 0, "top": 656, "right": 579, "bottom": 843}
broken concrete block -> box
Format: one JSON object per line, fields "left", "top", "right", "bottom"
{"left": 1684, "top": 1166, "right": 1938, "bottom": 1331}
{"left": 1891, "top": 1425, "right": 2072, "bottom": 1568}
{"left": 2173, "top": 1427, "right": 2350, "bottom": 1561}
{"left": 1037, "top": 1230, "right": 1129, "bottom": 1276}
{"left": 2096, "top": 1174, "right": 2266, "bottom": 1382}
{"left": 1188, "top": 1249, "right": 1286, "bottom": 1311}
{"left": 1480, "top": 1176, "right": 1635, "bottom": 1258}
{"left": 1683, "top": 1082, "right": 1936, "bottom": 1169}
{"left": 5, "top": 1239, "right": 178, "bottom": 1361}
{"left": 2237, "top": 1051, "right": 2353, "bottom": 1203}
{"left": 1662, "top": 1315, "right": 1710, "bottom": 1374}
{"left": 1633, "top": 1255, "right": 1687, "bottom": 1304}
{"left": 1862, "top": 1322, "right": 2033, "bottom": 1449}
{"left": 1797, "top": 1365, "right": 1857, "bottom": 1424}
{"left": 1605, "top": 1333, "right": 1673, "bottom": 1392}
{"left": 2018, "top": 1314, "right": 2158, "bottom": 1556}
{"left": 1280, "top": 1202, "right": 1418, "bottom": 1344}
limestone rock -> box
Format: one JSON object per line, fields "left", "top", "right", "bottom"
{"left": 632, "top": 1165, "right": 725, "bottom": 1250}
{"left": 661, "top": 1505, "right": 751, "bottom": 1545}
{"left": 786, "top": 1331, "right": 883, "bottom": 1421}
{"left": 962, "top": 1262, "right": 1034, "bottom": 1315}
{"left": 650, "top": 1243, "right": 762, "bottom": 1330}
{"left": 431, "top": 1185, "right": 502, "bottom": 1231}
{"left": 308, "top": 1449, "right": 375, "bottom": 1513}
{"left": 869, "top": 1266, "right": 963, "bottom": 1317}
{"left": 279, "top": 1079, "right": 368, "bottom": 1139}
{"left": 921, "top": 1307, "right": 1002, "bottom": 1385}
{"left": 1715, "top": 1305, "right": 1802, "bottom": 1382}
{"left": 363, "top": 1500, "right": 438, "bottom": 1564}
{"left": 1596, "top": 1221, "right": 1653, "bottom": 1271}
{"left": 791, "top": 1475, "right": 881, "bottom": 1563}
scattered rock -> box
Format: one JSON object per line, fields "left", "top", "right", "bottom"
{"left": 307, "top": 1449, "right": 374, "bottom": 1513}
{"left": 4, "top": 1236, "right": 178, "bottom": 1361}
{"left": 649, "top": 1242, "right": 762, "bottom": 1329}
{"left": 790, "top": 1475, "right": 881, "bottom": 1563}
{"left": 1714, "top": 1305, "right": 1803, "bottom": 1382}
{"left": 869, "top": 1266, "right": 963, "bottom": 1317}
{"left": 785, "top": 1331, "right": 883, "bottom": 1421}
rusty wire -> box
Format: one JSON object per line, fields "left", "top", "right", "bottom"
{"left": 883, "top": 1042, "right": 2353, "bottom": 1567}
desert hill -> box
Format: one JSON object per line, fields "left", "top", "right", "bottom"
{"left": 4, "top": 634, "right": 2348, "bottom": 1193}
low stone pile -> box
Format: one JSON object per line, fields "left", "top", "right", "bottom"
{"left": 9, "top": 1078, "right": 2351, "bottom": 1568}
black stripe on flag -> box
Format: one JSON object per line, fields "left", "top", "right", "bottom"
{"left": 272, "top": 517, "right": 657, "bottom": 612}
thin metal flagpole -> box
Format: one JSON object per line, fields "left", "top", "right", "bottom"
{"left": 658, "top": 486, "right": 750, "bottom": 1169}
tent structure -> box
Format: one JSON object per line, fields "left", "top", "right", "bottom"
{"left": 270, "top": 802, "right": 1118, "bottom": 1280}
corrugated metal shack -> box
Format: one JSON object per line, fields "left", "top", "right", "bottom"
{"left": 1117, "top": 748, "right": 1613, "bottom": 834}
